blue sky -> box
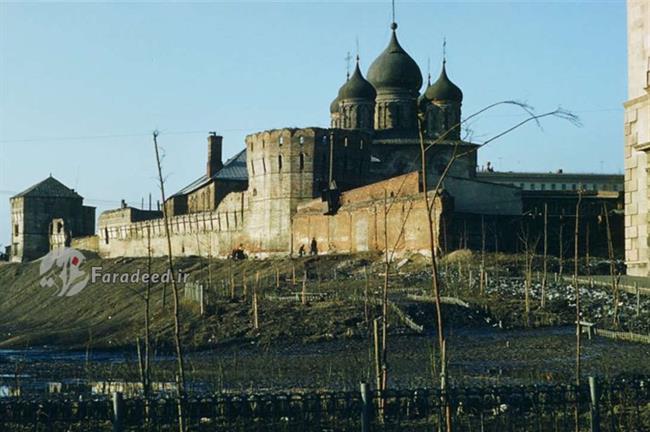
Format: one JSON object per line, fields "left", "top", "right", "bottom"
{"left": 0, "top": 0, "right": 627, "bottom": 247}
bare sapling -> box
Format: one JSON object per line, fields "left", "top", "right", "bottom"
{"left": 152, "top": 130, "right": 186, "bottom": 432}
{"left": 542, "top": 203, "right": 548, "bottom": 309}
{"left": 364, "top": 265, "right": 370, "bottom": 324}
{"left": 603, "top": 203, "right": 620, "bottom": 328}
{"left": 242, "top": 270, "right": 248, "bottom": 299}
{"left": 559, "top": 213, "right": 565, "bottom": 278}
{"left": 229, "top": 260, "right": 235, "bottom": 299}
{"left": 518, "top": 221, "right": 540, "bottom": 326}
{"left": 143, "top": 223, "right": 152, "bottom": 419}
{"left": 253, "top": 271, "right": 260, "bottom": 329}
{"left": 381, "top": 189, "right": 390, "bottom": 412}
{"left": 574, "top": 188, "right": 583, "bottom": 388}
{"left": 585, "top": 221, "right": 591, "bottom": 275}
{"left": 480, "top": 215, "right": 486, "bottom": 296}
{"left": 372, "top": 317, "right": 384, "bottom": 418}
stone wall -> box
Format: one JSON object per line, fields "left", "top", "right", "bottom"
{"left": 292, "top": 172, "right": 445, "bottom": 256}
{"left": 624, "top": 0, "right": 650, "bottom": 276}
{"left": 71, "top": 235, "right": 99, "bottom": 253}
{"left": 98, "top": 192, "right": 247, "bottom": 258}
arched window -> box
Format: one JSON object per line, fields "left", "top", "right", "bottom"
{"left": 278, "top": 154, "right": 283, "bottom": 171}
{"left": 299, "top": 153, "right": 305, "bottom": 171}
{"left": 299, "top": 136, "right": 305, "bottom": 145}
{"left": 279, "top": 136, "right": 284, "bottom": 146}
{"left": 104, "top": 228, "right": 109, "bottom": 245}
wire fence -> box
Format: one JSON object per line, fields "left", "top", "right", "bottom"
{"left": 1, "top": 376, "right": 649, "bottom": 431}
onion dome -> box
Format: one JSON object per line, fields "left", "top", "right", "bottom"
{"left": 330, "top": 93, "right": 341, "bottom": 113}
{"left": 424, "top": 62, "right": 463, "bottom": 102}
{"left": 417, "top": 93, "right": 429, "bottom": 111}
{"left": 339, "top": 60, "right": 376, "bottom": 100}
{"left": 367, "top": 24, "right": 423, "bottom": 94}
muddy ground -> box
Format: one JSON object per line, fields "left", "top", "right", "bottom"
{"left": 1, "top": 251, "right": 649, "bottom": 393}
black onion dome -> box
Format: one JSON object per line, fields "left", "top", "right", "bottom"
{"left": 367, "top": 27, "right": 423, "bottom": 94}
{"left": 330, "top": 93, "right": 341, "bottom": 113}
{"left": 339, "top": 62, "right": 376, "bottom": 100}
{"left": 417, "top": 93, "right": 429, "bottom": 111}
{"left": 330, "top": 79, "right": 345, "bottom": 113}
{"left": 424, "top": 63, "right": 463, "bottom": 102}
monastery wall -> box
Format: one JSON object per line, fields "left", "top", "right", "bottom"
{"left": 292, "top": 172, "right": 445, "bottom": 256}
{"left": 98, "top": 191, "right": 249, "bottom": 258}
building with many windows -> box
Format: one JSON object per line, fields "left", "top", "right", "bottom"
{"left": 476, "top": 171, "right": 623, "bottom": 193}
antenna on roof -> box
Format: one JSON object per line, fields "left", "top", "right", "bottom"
{"left": 355, "top": 36, "right": 360, "bottom": 63}
{"left": 443, "top": 37, "right": 447, "bottom": 66}
{"left": 345, "top": 51, "right": 352, "bottom": 79}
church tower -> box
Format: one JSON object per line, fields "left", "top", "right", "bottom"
{"left": 367, "top": 22, "right": 423, "bottom": 132}
{"left": 419, "top": 59, "right": 463, "bottom": 139}
{"left": 338, "top": 57, "right": 376, "bottom": 130}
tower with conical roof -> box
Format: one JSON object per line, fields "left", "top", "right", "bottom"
{"left": 420, "top": 56, "right": 463, "bottom": 139}
{"left": 338, "top": 56, "right": 376, "bottom": 130}
{"left": 367, "top": 22, "right": 422, "bottom": 132}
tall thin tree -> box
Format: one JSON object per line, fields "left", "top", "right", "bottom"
{"left": 574, "top": 188, "right": 583, "bottom": 387}
{"left": 542, "top": 203, "right": 548, "bottom": 308}
{"left": 603, "top": 203, "right": 619, "bottom": 327}
{"left": 153, "top": 131, "right": 186, "bottom": 432}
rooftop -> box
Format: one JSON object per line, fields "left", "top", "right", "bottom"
{"left": 11, "top": 176, "right": 81, "bottom": 200}
{"left": 171, "top": 149, "right": 248, "bottom": 198}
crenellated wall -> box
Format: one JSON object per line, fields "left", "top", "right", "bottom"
{"left": 98, "top": 191, "right": 248, "bottom": 258}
